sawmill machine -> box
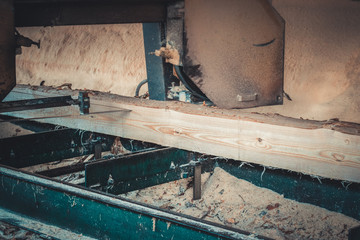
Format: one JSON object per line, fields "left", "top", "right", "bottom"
{"left": 0, "top": 0, "right": 284, "bottom": 110}
{"left": 1, "top": 1, "right": 360, "bottom": 240}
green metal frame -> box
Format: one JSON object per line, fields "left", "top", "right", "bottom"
{"left": 0, "top": 128, "right": 114, "bottom": 168}
{"left": 0, "top": 165, "right": 263, "bottom": 240}
{"left": 1, "top": 120, "right": 358, "bottom": 238}
{"left": 85, "top": 148, "right": 213, "bottom": 194}
{"left": 85, "top": 148, "right": 360, "bottom": 221}
{"left": 85, "top": 148, "right": 190, "bottom": 192}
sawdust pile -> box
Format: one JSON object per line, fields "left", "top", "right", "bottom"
{"left": 120, "top": 167, "right": 359, "bottom": 240}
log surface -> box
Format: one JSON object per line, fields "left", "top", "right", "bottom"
{"left": 3, "top": 85, "right": 360, "bottom": 183}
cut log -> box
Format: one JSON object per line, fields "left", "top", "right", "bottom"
{"left": 3, "top": 85, "right": 360, "bottom": 182}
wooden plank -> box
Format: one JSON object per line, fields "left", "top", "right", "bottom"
{"left": 3, "top": 85, "right": 360, "bottom": 183}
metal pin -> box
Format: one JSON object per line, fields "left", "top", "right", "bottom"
{"left": 193, "top": 163, "right": 201, "bottom": 200}
{"left": 94, "top": 143, "right": 102, "bottom": 160}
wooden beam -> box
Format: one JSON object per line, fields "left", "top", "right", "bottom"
{"left": 3, "top": 85, "right": 360, "bottom": 182}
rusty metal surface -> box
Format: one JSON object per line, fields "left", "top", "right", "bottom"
{"left": 184, "top": 0, "right": 285, "bottom": 109}
{"left": 166, "top": 1, "right": 184, "bottom": 65}
{"left": 0, "top": 0, "right": 15, "bottom": 102}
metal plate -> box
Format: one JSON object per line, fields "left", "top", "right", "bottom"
{"left": 183, "top": 0, "right": 285, "bottom": 109}
{"left": 0, "top": 0, "right": 15, "bottom": 101}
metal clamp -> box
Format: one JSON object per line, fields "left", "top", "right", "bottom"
{"left": 78, "top": 91, "right": 90, "bottom": 115}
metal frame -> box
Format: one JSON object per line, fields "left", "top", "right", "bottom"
{"left": 14, "top": 0, "right": 170, "bottom": 27}
{"left": 0, "top": 128, "right": 114, "bottom": 168}
{"left": 0, "top": 120, "right": 359, "bottom": 238}
{"left": 85, "top": 147, "right": 213, "bottom": 195}
{"left": 0, "top": 96, "right": 75, "bottom": 113}
{"left": 3, "top": 1, "right": 183, "bottom": 102}
{"left": 0, "top": 165, "right": 262, "bottom": 240}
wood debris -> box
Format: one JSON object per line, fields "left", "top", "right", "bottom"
{"left": 120, "top": 167, "right": 359, "bottom": 240}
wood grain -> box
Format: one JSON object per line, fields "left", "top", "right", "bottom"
{"left": 3, "top": 85, "right": 360, "bottom": 183}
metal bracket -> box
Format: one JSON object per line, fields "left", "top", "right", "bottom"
{"left": 78, "top": 91, "right": 90, "bottom": 115}
{"left": 237, "top": 93, "right": 258, "bottom": 102}
{"left": 193, "top": 162, "right": 202, "bottom": 200}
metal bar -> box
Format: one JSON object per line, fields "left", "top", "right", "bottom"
{"left": 38, "top": 163, "right": 86, "bottom": 177}
{"left": 0, "top": 109, "right": 129, "bottom": 123}
{"left": 0, "top": 96, "right": 74, "bottom": 113}
{"left": 0, "top": 128, "right": 114, "bottom": 168}
{"left": 142, "top": 23, "right": 173, "bottom": 101}
{"left": 94, "top": 143, "right": 102, "bottom": 160}
{"left": 193, "top": 163, "right": 201, "bottom": 200}
{"left": 100, "top": 163, "right": 199, "bottom": 195}
{"left": 14, "top": 1, "right": 168, "bottom": 27}
{"left": 0, "top": 165, "right": 262, "bottom": 240}
{"left": 85, "top": 148, "right": 190, "bottom": 194}
{"left": 38, "top": 147, "right": 160, "bottom": 178}
{"left": 0, "top": 115, "right": 62, "bottom": 132}
{"left": 0, "top": 0, "right": 16, "bottom": 102}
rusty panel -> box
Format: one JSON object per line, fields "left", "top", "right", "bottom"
{"left": 0, "top": 0, "right": 15, "bottom": 101}
{"left": 184, "top": 0, "right": 285, "bottom": 109}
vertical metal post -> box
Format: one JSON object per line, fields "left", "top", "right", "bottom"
{"left": 94, "top": 143, "right": 102, "bottom": 160}
{"left": 166, "top": 1, "right": 184, "bottom": 66}
{"left": 193, "top": 163, "right": 201, "bottom": 200}
{"left": 0, "top": 0, "right": 16, "bottom": 101}
{"left": 142, "top": 23, "right": 172, "bottom": 101}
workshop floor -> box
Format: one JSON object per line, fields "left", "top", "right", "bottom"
{"left": 120, "top": 167, "right": 359, "bottom": 240}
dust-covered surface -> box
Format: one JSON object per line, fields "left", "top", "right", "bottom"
{"left": 16, "top": 24, "right": 147, "bottom": 97}
{"left": 243, "top": 0, "right": 360, "bottom": 123}
{"left": 120, "top": 167, "right": 360, "bottom": 240}
{"left": 0, "top": 121, "right": 34, "bottom": 138}
{"left": 183, "top": 0, "right": 284, "bottom": 109}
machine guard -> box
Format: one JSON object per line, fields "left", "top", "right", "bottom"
{"left": 183, "top": 0, "right": 285, "bottom": 108}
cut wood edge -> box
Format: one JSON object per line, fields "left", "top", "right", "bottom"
{"left": 3, "top": 85, "right": 360, "bottom": 183}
